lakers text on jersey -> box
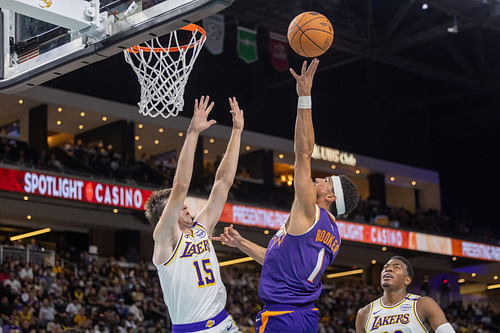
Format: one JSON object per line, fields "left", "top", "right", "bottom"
{"left": 365, "top": 293, "right": 428, "bottom": 333}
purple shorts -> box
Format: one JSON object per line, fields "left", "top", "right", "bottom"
{"left": 255, "top": 303, "right": 319, "bottom": 333}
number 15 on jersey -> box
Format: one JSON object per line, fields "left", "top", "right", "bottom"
{"left": 193, "top": 259, "right": 216, "bottom": 287}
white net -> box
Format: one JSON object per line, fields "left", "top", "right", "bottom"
{"left": 123, "top": 25, "right": 206, "bottom": 118}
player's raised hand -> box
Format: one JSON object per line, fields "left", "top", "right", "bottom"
{"left": 228, "top": 97, "right": 244, "bottom": 131}
{"left": 188, "top": 96, "right": 216, "bottom": 133}
{"left": 212, "top": 224, "right": 242, "bottom": 248}
{"left": 289, "top": 58, "right": 319, "bottom": 96}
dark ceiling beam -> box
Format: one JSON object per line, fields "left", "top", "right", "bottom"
{"left": 383, "top": 0, "right": 416, "bottom": 41}
{"left": 440, "top": 39, "right": 477, "bottom": 77}
{"left": 418, "top": 80, "right": 500, "bottom": 105}
{"left": 332, "top": 40, "right": 477, "bottom": 87}
{"left": 397, "top": 10, "right": 443, "bottom": 37}
{"left": 375, "top": 54, "right": 477, "bottom": 87}
{"left": 384, "top": 15, "right": 489, "bottom": 54}
{"left": 424, "top": 0, "right": 500, "bottom": 33}
{"left": 367, "top": 0, "right": 374, "bottom": 44}
{"left": 475, "top": 29, "right": 485, "bottom": 69}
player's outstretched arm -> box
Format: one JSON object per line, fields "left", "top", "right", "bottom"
{"left": 355, "top": 305, "right": 370, "bottom": 333}
{"left": 196, "top": 98, "right": 244, "bottom": 234}
{"left": 153, "top": 96, "right": 216, "bottom": 243}
{"left": 288, "top": 59, "right": 320, "bottom": 235}
{"left": 213, "top": 224, "right": 267, "bottom": 265}
{"left": 417, "top": 297, "right": 455, "bottom": 332}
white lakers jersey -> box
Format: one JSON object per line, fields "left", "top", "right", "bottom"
{"left": 365, "top": 293, "right": 428, "bottom": 333}
{"left": 154, "top": 222, "right": 227, "bottom": 325}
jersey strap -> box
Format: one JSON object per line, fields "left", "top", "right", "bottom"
{"left": 171, "top": 308, "right": 228, "bottom": 332}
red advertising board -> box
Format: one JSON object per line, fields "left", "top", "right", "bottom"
{"left": 0, "top": 167, "right": 152, "bottom": 210}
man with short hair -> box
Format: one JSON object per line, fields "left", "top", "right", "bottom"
{"left": 356, "top": 256, "right": 455, "bottom": 333}
{"left": 145, "top": 96, "right": 244, "bottom": 332}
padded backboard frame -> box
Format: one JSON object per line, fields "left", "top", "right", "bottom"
{"left": 0, "top": 0, "right": 233, "bottom": 93}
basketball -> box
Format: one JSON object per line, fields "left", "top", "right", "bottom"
{"left": 287, "top": 11, "right": 334, "bottom": 58}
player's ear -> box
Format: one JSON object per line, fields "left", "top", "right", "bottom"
{"left": 325, "top": 193, "right": 336, "bottom": 205}
{"left": 404, "top": 276, "right": 412, "bottom": 287}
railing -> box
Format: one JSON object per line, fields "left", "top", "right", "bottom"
{"left": 0, "top": 245, "right": 55, "bottom": 266}
{"left": 59, "top": 256, "right": 78, "bottom": 277}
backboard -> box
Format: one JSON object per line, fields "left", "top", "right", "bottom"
{"left": 0, "top": 0, "right": 234, "bottom": 93}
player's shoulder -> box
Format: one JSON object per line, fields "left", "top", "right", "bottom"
{"left": 357, "top": 301, "right": 373, "bottom": 317}
{"left": 416, "top": 295, "right": 442, "bottom": 315}
{"left": 416, "top": 296, "right": 439, "bottom": 307}
{"left": 356, "top": 301, "right": 373, "bottom": 332}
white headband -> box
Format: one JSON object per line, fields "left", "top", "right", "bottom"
{"left": 331, "top": 176, "right": 346, "bottom": 216}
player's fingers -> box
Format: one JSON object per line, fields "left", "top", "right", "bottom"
{"left": 310, "top": 58, "right": 319, "bottom": 76}
{"left": 204, "top": 96, "right": 211, "bottom": 110}
{"left": 194, "top": 98, "right": 199, "bottom": 111}
{"left": 289, "top": 68, "right": 299, "bottom": 80}
{"left": 233, "top": 98, "right": 240, "bottom": 109}
{"left": 212, "top": 236, "right": 222, "bottom": 242}
{"left": 206, "top": 101, "right": 215, "bottom": 114}
{"left": 301, "top": 60, "right": 307, "bottom": 75}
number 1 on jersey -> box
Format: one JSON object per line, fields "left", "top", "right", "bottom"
{"left": 193, "top": 259, "right": 215, "bottom": 288}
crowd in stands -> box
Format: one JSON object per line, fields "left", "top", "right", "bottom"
{"left": 0, "top": 132, "right": 498, "bottom": 245}
{"left": 1, "top": 245, "right": 499, "bottom": 333}
{"left": 0, "top": 134, "right": 168, "bottom": 188}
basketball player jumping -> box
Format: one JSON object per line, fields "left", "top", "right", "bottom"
{"left": 356, "top": 256, "right": 455, "bottom": 333}
{"left": 145, "top": 96, "right": 243, "bottom": 333}
{"left": 214, "top": 59, "right": 359, "bottom": 332}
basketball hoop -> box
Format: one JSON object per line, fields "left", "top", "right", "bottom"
{"left": 124, "top": 24, "right": 207, "bottom": 118}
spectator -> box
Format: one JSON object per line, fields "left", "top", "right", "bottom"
{"left": 65, "top": 298, "right": 81, "bottom": 317}
{"left": 129, "top": 301, "right": 144, "bottom": 322}
{"left": 73, "top": 308, "right": 87, "bottom": 327}
{"left": 39, "top": 298, "right": 55, "bottom": 324}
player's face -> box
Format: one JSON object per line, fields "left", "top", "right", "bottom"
{"left": 178, "top": 204, "right": 194, "bottom": 227}
{"left": 314, "top": 177, "right": 334, "bottom": 197}
{"left": 380, "top": 259, "right": 410, "bottom": 290}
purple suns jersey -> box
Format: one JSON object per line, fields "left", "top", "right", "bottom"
{"left": 258, "top": 205, "right": 341, "bottom": 306}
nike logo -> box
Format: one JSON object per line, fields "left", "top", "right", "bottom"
{"left": 256, "top": 318, "right": 261, "bottom": 322}
{"left": 373, "top": 309, "right": 383, "bottom": 315}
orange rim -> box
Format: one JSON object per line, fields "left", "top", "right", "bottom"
{"left": 127, "top": 23, "right": 206, "bottom": 53}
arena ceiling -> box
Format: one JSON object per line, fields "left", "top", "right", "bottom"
{"left": 43, "top": 0, "right": 500, "bottom": 224}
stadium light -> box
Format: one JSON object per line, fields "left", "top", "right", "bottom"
{"left": 327, "top": 269, "right": 364, "bottom": 279}
{"left": 487, "top": 284, "right": 500, "bottom": 290}
{"left": 421, "top": 3, "right": 428, "bottom": 10}
{"left": 10, "top": 228, "right": 51, "bottom": 241}
{"left": 219, "top": 257, "right": 254, "bottom": 267}
{"left": 458, "top": 278, "right": 465, "bottom": 283}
